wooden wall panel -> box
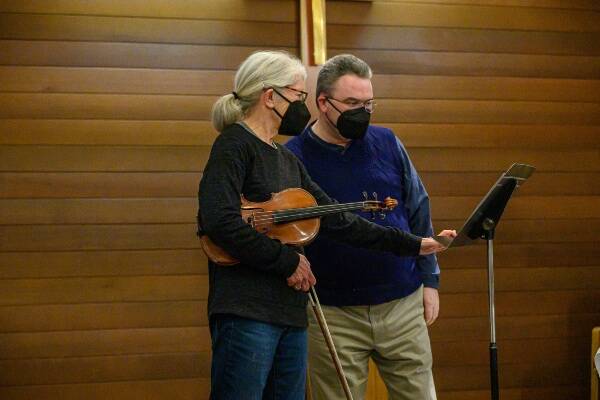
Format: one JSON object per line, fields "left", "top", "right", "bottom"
{"left": 399, "top": 0, "right": 600, "bottom": 10}
{"left": 0, "top": 1, "right": 298, "bottom": 399}
{"left": 0, "top": 0, "right": 297, "bottom": 21}
{"left": 0, "top": 40, "right": 294, "bottom": 70}
{"left": 1, "top": 171, "right": 600, "bottom": 198}
{"left": 3, "top": 93, "right": 600, "bottom": 124}
{"left": 1, "top": 196, "right": 600, "bottom": 224}
{"left": 325, "top": 1, "right": 600, "bottom": 399}
{"left": 330, "top": 48, "right": 600, "bottom": 78}
{"left": 2, "top": 119, "right": 600, "bottom": 146}
{"left": 3, "top": 145, "right": 599, "bottom": 172}
{"left": 0, "top": 14, "right": 296, "bottom": 47}
{"left": 326, "top": 2, "right": 600, "bottom": 31}
{"left": 0, "top": 249, "right": 208, "bottom": 278}
{"left": 0, "top": 301, "right": 209, "bottom": 333}
{"left": 0, "top": 275, "right": 209, "bottom": 305}
{"left": 0, "top": 67, "right": 235, "bottom": 95}
{"left": 0, "top": 327, "right": 211, "bottom": 359}
{"left": 0, "top": 352, "right": 211, "bottom": 385}
{"left": 0, "top": 378, "right": 211, "bottom": 400}
{"left": 0, "top": 120, "right": 219, "bottom": 145}
{"left": 0, "top": 172, "right": 205, "bottom": 197}
{"left": 3, "top": 66, "right": 600, "bottom": 101}
{"left": 328, "top": 25, "right": 600, "bottom": 56}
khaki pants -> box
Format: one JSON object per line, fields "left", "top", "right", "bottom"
{"left": 307, "top": 286, "right": 436, "bottom": 400}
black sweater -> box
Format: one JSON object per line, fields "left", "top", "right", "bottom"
{"left": 198, "top": 123, "right": 422, "bottom": 327}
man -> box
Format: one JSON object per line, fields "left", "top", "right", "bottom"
{"left": 286, "top": 54, "right": 441, "bottom": 399}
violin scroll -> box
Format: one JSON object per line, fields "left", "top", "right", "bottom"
{"left": 383, "top": 197, "right": 398, "bottom": 210}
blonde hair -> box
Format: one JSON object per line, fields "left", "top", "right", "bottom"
{"left": 211, "top": 50, "right": 307, "bottom": 132}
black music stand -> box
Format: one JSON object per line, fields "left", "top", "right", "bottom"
{"left": 434, "top": 163, "right": 535, "bottom": 400}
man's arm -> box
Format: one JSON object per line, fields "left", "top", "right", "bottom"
{"left": 395, "top": 136, "right": 441, "bottom": 325}
{"left": 395, "top": 136, "right": 440, "bottom": 288}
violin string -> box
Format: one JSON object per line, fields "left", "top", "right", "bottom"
{"left": 249, "top": 201, "right": 368, "bottom": 223}
{"left": 276, "top": 204, "right": 369, "bottom": 221}
{"left": 251, "top": 206, "right": 392, "bottom": 227}
{"left": 250, "top": 202, "right": 389, "bottom": 228}
{"left": 250, "top": 202, "right": 364, "bottom": 224}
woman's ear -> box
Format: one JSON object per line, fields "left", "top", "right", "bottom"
{"left": 263, "top": 88, "right": 275, "bottom": 109}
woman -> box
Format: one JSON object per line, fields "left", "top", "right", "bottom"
{"left": 198, "top": 50, "right": 453, "bottom": 400}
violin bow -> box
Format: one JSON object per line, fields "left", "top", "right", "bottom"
{"left": 308, "top": 287, "right": 354, "bottom": 400}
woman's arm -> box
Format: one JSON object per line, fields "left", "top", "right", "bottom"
{"left": 198, "top": 136, "right": 299, "bottom": 277}
{"left": 296, "top": 159, "right": 423, "bottom": 257}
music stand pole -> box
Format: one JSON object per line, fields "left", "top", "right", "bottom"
{"left": 483, "top": 219, "right": 499, "bottom": 400}
{"left": 434, "top": 163, "right": 536, "bottom": 400}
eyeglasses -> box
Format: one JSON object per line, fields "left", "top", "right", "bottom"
{"left": 327, "top": 96, "right": 376, "bottom": 113}
{"left": 272, "top": 86, "right": 308, "bottom": 103}
{"left": 283, "top": 86, "right": 308, "bottom": 102}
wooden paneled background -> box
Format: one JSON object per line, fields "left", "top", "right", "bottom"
{"left": 0, "top": 0, "right": 598, "bottom": 399}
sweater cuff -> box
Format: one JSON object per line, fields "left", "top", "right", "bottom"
{"left": 278, "top": 246, "right": 300, "bottom": 278}
{"left": 402, "top": 232, "right": 422, "bottom": 257}
{"left": 421, "top": 273, "right": 440, "bottom": 289}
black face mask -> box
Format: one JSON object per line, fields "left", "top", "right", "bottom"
{"left": 272, "top": 89, "right": 311, "bottom": 136}
{"left": 326, "top": 98, "right": 371, "bottom": 140}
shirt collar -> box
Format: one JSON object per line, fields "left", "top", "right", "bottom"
{"left": 307, "top": 124, "right": 348, "bottom": 154}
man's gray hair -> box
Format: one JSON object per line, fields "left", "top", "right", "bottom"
{"left": 316, "top": 54, "right": 372, "bottom": 102}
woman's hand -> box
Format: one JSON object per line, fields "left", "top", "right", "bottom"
{"left": 419, "top": 229, "right": 457, "bottom": 255}
{"left": 287, "top": 253, "right": 316, "bottom": 292}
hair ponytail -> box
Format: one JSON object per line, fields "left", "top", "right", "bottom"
{"left": 211, "top": 93, "right": 243, "bottom": 132}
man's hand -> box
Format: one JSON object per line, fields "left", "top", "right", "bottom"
{"left": 419, "top": 229, "right": 457, "bottom": 255}
{"left": 287, "top": 253, "right": 316, "bottom": 292}
{"left": 423, "top": 287, "right": 439, "bottom": 326}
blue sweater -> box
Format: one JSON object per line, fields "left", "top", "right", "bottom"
{"left": 286, "top": 124, "right": 439, "bottom": 306}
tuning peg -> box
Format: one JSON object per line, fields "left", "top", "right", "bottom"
{"left": 362, "top": 191, "right": 368, "bottom": 201}
{"left": 372, "top": 192, "right": 378, "bottom": 202}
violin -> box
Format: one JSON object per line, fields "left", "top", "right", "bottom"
{"left": 199, "top": 187, "right": 398, "bottom": 266}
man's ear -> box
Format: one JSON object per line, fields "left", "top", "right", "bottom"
{"left": 317, "top": 94, "right": 328, "bottom": 113}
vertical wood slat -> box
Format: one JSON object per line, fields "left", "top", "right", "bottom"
{"left": 592, "top": 327, "right": 600, "bottom": 400}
